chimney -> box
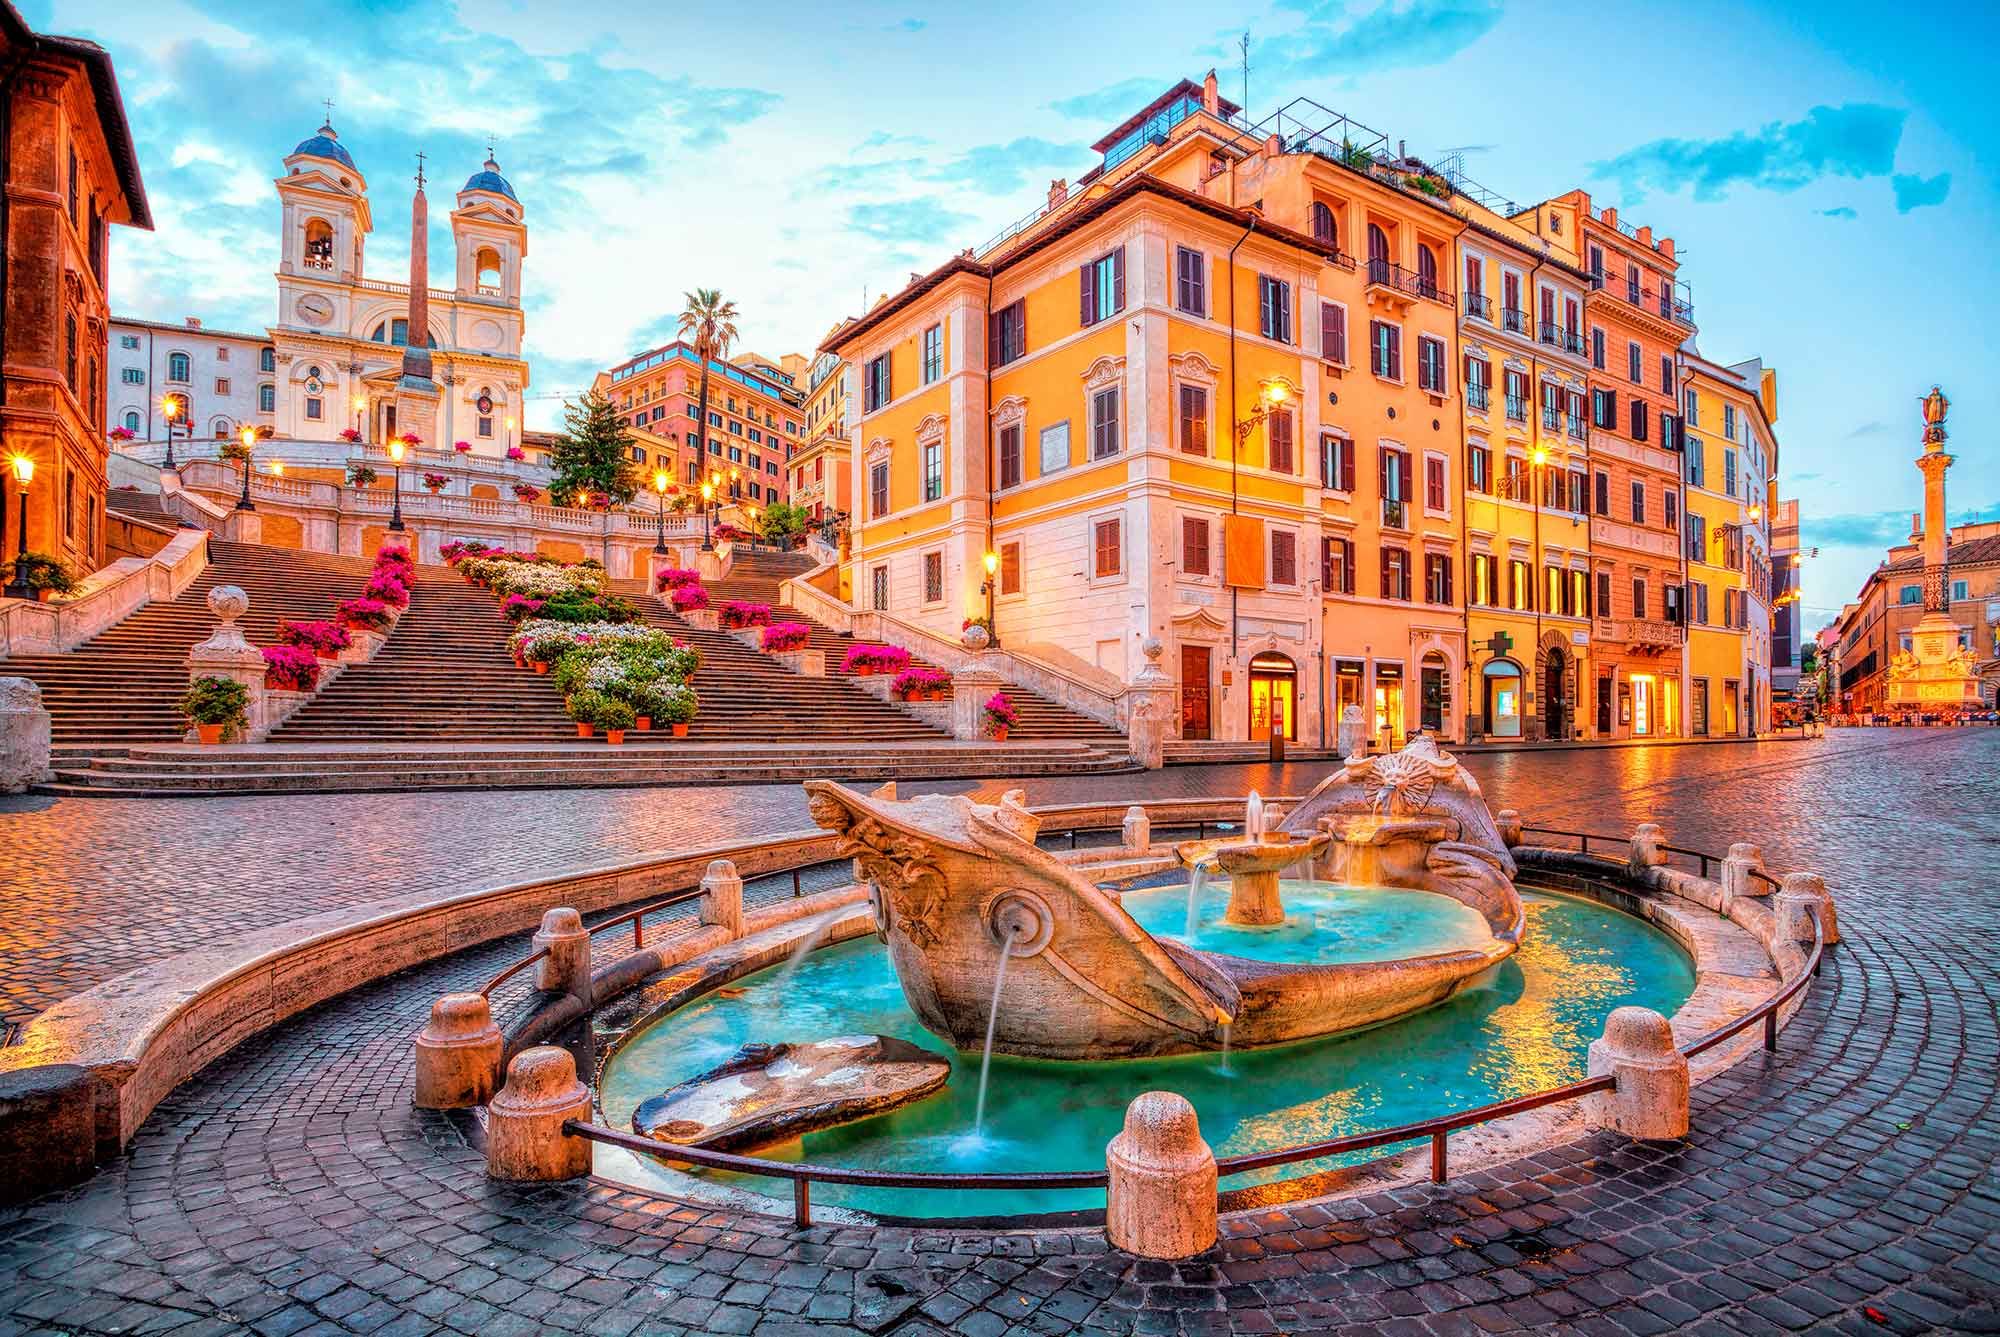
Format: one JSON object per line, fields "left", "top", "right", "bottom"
{"left": 1264, "top": 133, "right": 1281, "bottom": 157}
{"left": 1601, "top": 206, "right": 1617, "bottom": 230}
{"left": 1911, "top": 512, "right": 1922, "bottom": 540}
{"left": 1636, "top": 225, "right": 1653, "bottom": 247}
{"left": 1659, "top": 237, "right": 1676, "bottom": 261}
{"left": 1202, "top": 70, "right": 1219, "bottom": 113}
{"left": 1047, "top": 178, "right": 1067, "bottom": 211}
{"left": 184, "top": 316, "right": 202, "bottom": 329}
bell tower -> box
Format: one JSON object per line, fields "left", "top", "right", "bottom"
{"left": 451, "top": 149, "right": 527, "bottom": 319}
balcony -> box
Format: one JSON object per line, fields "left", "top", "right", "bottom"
{"left": 1541, "top": 404, "right": 1560, "bottom": 432}
{"left": 1366, "top": 258, "right": 1451, "bottom": 308}
{"left": 1464, "top": 292, "right": 1492, "bottom": 321}
{"left": 1504, "top": 395, "right": 1528, "bottom": 422}
{"left": 1381, "top": 498, "right": 1409, "bottom": 530}
{"left": 1501, "top": 306, "right": 1527, "bottom": 334}
{"left": 1538, "top": 320, "right": 1561, "bottom": 347}
{"left": 1597, "top": 616, "right": 1682, "bottom": 650}
{"left": 1467, "top": 384, "right": 1490, "bottom": 412}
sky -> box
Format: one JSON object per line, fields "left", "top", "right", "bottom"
{"left": 30, "top": 0, "right": 2000, "bottom": 633}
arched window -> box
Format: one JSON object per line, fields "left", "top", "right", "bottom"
{"left": 474, "top": 246, "right": 502, "bottom": 294}
{"left": 122, "top": 409, "right": 140, "bottom": 433}
{"left": 167, "top": 352, "right": 190, "bottom": 383}
{"left": 1367, "top": 223, "right": 1390, "bottom": 283}
{"left": 303, "top": 219, "right": 334, "bottom": 271}
{"left": 260, "top": 347, "right": 275, "bottom": 372}
{"left": 212, "top": 418, "right": 231, "bottom": 439}
{"left": 258, "top": 384, "right": 276, "bottom": 412}
{"left": 1416, "top": 244, "right": 1438, "bottom": 297}
{"left": 1309, "top": 201, "right": 1337, "bottom": 249}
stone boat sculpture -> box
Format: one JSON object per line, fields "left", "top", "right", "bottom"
{"left": 804, "top": 737, "right": 1524, "bottom": 1061}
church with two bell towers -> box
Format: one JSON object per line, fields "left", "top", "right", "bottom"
{"left": 269, "top": 117, "right": 530, "bottom": 456}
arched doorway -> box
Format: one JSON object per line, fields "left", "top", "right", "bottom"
{"left": 1543, "top": 646, "right": 1569, "bottom": 740}
{"left": 1483, "top": 659, "right": 1524, "bottom": 738}
{"left": 1420, "top": 650, "right": 1449, "bottom": 734}
{"left": 1248, "top": 652, "right": 1297, "bottom": 742}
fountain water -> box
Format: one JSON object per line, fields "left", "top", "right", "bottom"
{"left": 1245, "top": 791, "right": 1264, "bottom": 839}
{"left": 1183, "top": 864, "right": 1210, "bottom": 939}
{"left": 972, "top": 926, "right": 1023, "bottom": 1136}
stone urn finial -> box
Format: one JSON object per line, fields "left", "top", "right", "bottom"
{"left": 961, "top": 622, "right": 991, "bottom": 651}
{"left": 1130, "top": 635, "right": 1172, "bottom": 688}
{"left": 193, "top": 584, "right": 256, "bottom": 655}
{"left": 207, "top": 584, "right": 248, "bottom": 624}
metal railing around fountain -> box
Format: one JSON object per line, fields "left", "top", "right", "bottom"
{"left": 549, "top": 824, "right": 1828, "bottom": 1228}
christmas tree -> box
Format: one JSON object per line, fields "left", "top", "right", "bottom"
{"left": 549, "top": 389, "right": 638, "bottom": 506}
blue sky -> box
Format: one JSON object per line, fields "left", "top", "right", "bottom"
{"left": 33, "top": 0, "right": 1998, "bottom": 632}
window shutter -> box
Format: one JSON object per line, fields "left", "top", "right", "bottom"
{"left": 1322, "top": 303, "right": 1346, "bottom": 362}
{"left": 1443, "top": 556, "right": 1453, "bottom": 605}
{"left": 1342, "top": 542, "right": 1354, "bottom": 594}
{"left": 1112, "top": 246, "right": 1126, "bottom": 312}
{"left": 1080, "top": 265, "right": 1095, "bottom": 327}
{"left": 1399, "top": 451, "right": 1412, "bottom": 501}
{"left": 1342, "top": 440, "right": 1355, "bottom": 492}
{"left": 1380, "top": 551, "right": 1391, "bottom": 599}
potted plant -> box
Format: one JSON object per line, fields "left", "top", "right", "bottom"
{"left": 719, "top": 601, "right": 772, "bottom": 630}
{"left": 595, "top": 697, "right": 636, "bottom": 745}
{"left": 108, "top": 426, "right": 136, "bottom": 443}
{"left": 652, "top": 683, "right": 697, "bottom": 737}
{"left": 3, "top": 552, "right": 79, "bottom": 602}
{"left": 277, "top": 618, "right": 352, "bottom": 659}
{"left": 339, "top": 428, "right": 363, "bottom": 444}
{"left": 334, "top": 598, "right": 393, "bottom": 632}
{"left": 261, "top": 644, "right": 321, "bottom": 693}
{"left": 671, "top": 584, "right": 710, "bottom": 612}
{"left": 983, "top": 691, "right": 1018, "bottom": 742}
{"left": 892, "top": 667, "right": 949, "bottom": 702}
{"left": 567, "top": 688, "right": 607, "bottom": 738}
{"left": 346, "top": 463, "right": 378, "bottom": 487}
{"left": 762, "top": 622, "right": 811, "bottom": 652}
{"left": 506, "top": 445, "right": 525, "bottom": 461}
{"left": 181, "top": 674, "right": 249, "bottom": 744}
{"left": 453, "top": 439, "right": 473, "bottom": 454}
{"left": 654, "top": 568, "right": 701, "bottom": 592}
{"left": 501, "top": 594, "right": 546, "bottom": 625}
{"left": 422, "top": 471, "right": 450, "bottom": 494}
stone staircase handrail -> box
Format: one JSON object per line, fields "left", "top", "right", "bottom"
{"left": 0, "top": 527, "right": 209, "bottom": 658}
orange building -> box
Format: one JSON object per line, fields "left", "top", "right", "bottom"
{"left": 1560, "top": 191, "right": 1695, "bottom": 738}
{"left": 0, "top": 2, "right": 150, "bottom": 579}
{"left": 593, "top": 341, "right": 803, "bottom": 505}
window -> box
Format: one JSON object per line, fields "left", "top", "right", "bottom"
{"left": 1258, "top": 275, "right": 1292, "bottom": 342}
{"left": 1660, "top": 354, "right": 1674, "bottom": 393}
{"left": 119, "top": 334, "right": 140, "bottom": 350}
{"left": 1541, "top": 380, "right": 1561, "bottom": 432}
{"left": 1686, "top": 440, "right": 1705, "bottom": 488}
{"left": 1505, "top": 369, "right": 1528, "bottom": 422}
{"left": 1093, "top": 517, "right": 1122, "bottom": 578}
{"left": 1000, "top": 542, "right": 1022, "bottom": 595}
{"left": 1633, "top": 578, "right": 1648, "bottom": 619}
{"left": 1424, "top": 553, "right": 1453, "bottom": 605}
{"left": 215, "top": 377, "right": 230, "bottom": 395}
{"left": 997, "top": 424, "right": 1022, "bottom": 489}
{"left": 121, "top": 367, "right": 144, "bottom": 384}
{"left": 1320, "top": 302, "right": 1347, "bottom": 364}
{"left": 1952, "top": 578, "right": 1969, "bottom": 602}
{"left": 922, "top": 440, "right": 942, "bottom": 501}
{"left": 1501, "top": 270, "right": 1522, "bottom": 329}
{"left": 1369, "top": 320, "right": 1401, "bottom": 379}
{"left": 1468, "top": 444, "right": 1491, "bottom": 494}
{"left": 167, "top": 352, "right": 190, "bottom": 383}
{"left": 1687, "top": 511, "right": 1706, "bottom": 562}
{"left": 1175, "top": 246, "right": 1206, "bottom": 315}
{"left": 1416, "top": 244, "right": 1439, "bottom": 298}
{"left": 1267, "top": 408, "right": 1294, "bottom": 474}
{"left": 1595, "top": 570, "right": 1612, "bottom": 617}
{"left": 1591, "top": 388, "right": 1617, "bottom": 429}
{"left": 1594, "top": 471, "right": 1609, "bottom": 515}
{"left": 1271, "top": 529, "right": 1296, "bottom": 585}
{"left": 261, "top": 347, "right": 276, "bottom": 372}
{"left": 1321, "top": 433, "right": 1354, "bottom": 491}
{"left": 1380, "top": 546, "right": 1411, "bottom": 601}
{"left": 872, "top": 565, "right": 889, "bottom": 610}
{"left": 1631, "top": 480, "right": 1646, "bottom": 523}
{"left": 1417, "top": 336, "right": 1446, "bottom": 394}
{"left": 630, "top": 446, "right": 647, "bottom": 463}
{"left": 923, "top": 551, "right": 944, "bottom": 603}
{"left": 1545, "top": 564, "right": 1563, "bottom": 614}
{"left": 1590, "top": 327, "right": 1605, "bottom": 370}
{"left": 1471, "top": 553, "right": 1494, "bottom": 605}
{"left": 1568, "top": 469, "right": 1587, "bottom": 512}
{"left": 1425, "top": 455, "right": 1446, "bottom": 512}
{"left": 1566, "top": 390, "right": 1587, "bottom": 439}
{"left": 122, "top": 410, "right": 140, "bottom": 433}
{"left": 1178, "top": 385, "right": 1209, "bottom": 455}
{"left": 1090, "top": 387, "right": 1120, "bottom": 459}
{"left": 1379, "top": 446, "right": 1410, "bottom": 501}
{"left": 1322, "top": 537, "right": 1355, "bottom": 594}
{"left": 869, "top": 460, "right": 890, "bottom": 516}
{"left": 1630, "top": 397, "right": 1648, "bottom": 442}
{"left": 1309, "top": 200, "right": 1337, "bottom": 248}
{"left": 1664, "top": 490, "right": 1678, "bottom": 533}
{"left": 1508, "top": 559, "right": 1533, "bottom": 611}
{"left": 1182, "top": 516, "right": 1210, "bottom": 576}
{"left": 1723, "top": 404, "right": 1737, "bottom": 441}
{"left": 863, "top": 354, "right": 892, "bottom": 412}
{"left": 991, "top": 300, "right": 1027, "bottom": 366}
{"left": 305, "top": 397, "right": 323, "bottom": 420}
{"left": 1723, "top": 448, "right": 1737, "bottom": 497}
{"left": 1080, "top": 247, "right": 1126, "bottom": 327}
{"left": 1627, "top": 341, "right": 1642, "bottom": 383}
{"left": 1898, "top": 583, "right": 1922, "bottom": 606}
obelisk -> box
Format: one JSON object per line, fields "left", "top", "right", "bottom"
{"left": 1886, "top": 386, "right": 1979, "bottom": 716}
{"left": 393, "top": 152, "right": 442, "bottom": 445}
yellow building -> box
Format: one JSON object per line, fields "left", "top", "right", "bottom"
{"left": 1681, "top": 351, "right": 1776, "bottom": 735}
{"left": 790, "top": 346, "right": 852, "bottom": 523}
{"left": 825, "top": 75, "right": 1478, "bottom": 747}
{"left": 1455, "top": 193, "right": 1596, "bottom": 740}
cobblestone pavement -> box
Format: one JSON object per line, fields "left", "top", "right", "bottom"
{"left": 2, "top": 729, "right": 1998, "bottom": 1334}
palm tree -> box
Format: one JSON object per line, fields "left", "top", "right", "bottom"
{"left": 677, "top": 289, "right": 740, "bottom": 531}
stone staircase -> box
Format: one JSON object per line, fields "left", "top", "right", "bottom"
{"left": 2, "top": 539, "right": 378, "bottom": 749}
{"left": 688, "top": 549, "right": 1131, "bottom": 747}
{"left": 105, "top": 486, "right": 181, "bottom": 530}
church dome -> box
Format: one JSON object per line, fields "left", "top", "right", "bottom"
{"left": 462, "top": 155, "right": 517, "bottom": 202}
{"left": 291, "top": 122, "right": 357, "bottom": 171}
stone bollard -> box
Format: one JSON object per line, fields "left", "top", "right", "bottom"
{"left": 1121, "top": 805, "right": 1151, "bottom": 852}
{"left": 1628, "top": 822, "right": 1668, "bottom": 872}
{"left": 485, "top": 1046, "right": 593, "bottom": 1181}
{"left": 699, "top": 858, "right": 745, "bottom": 938}
{"left": 0, "top": 678, "right": 54, "bottom": 793}
{"left": 1774, "top": 872, "right": 1839, "bottom": 946}
{"left": 532, "top": 907, "right": 592, "bottom": 1003}
{"left": 1719, "top": 842, "right": 1763, "bottom": 913}
{"left": 1585, "top": 1006, "right": 1688, "bottom": 1139}
{"left": 1105, "top": 1091, "right": 1217, "bottom": 1259}
{"left": 1493, "top": 808, "right": 1523, "bottom": 848}
{"left": 412, "top": 992, "right": 504, "bottom": 1109}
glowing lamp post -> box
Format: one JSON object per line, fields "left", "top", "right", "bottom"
{"left": 5, "top": 455, "right": 33, "bottom": 601}
{"left": 980, "top": 548, "right": 1001, "bottom": 647}
{"left": 652, "top": 469, "right": 670, "bottom": 554}
{"left": 352, "top": 395, "right": 367, "bottom": 441}
{"left": 160, "top": 395, "right": 183, "bottom": 469}
{"left": 699, "top": 480, "right": 715, "bottom": 551}
{"left": 387, "top": 438, "right": 407, "bottom": 532}
{"left": 234, "top": 426, "right": 258, "bottom": 511}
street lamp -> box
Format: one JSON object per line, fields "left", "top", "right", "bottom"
{"left": 1233, "top": 379, "right": 1292, "bottom": 446}
{"left": 652, "top": 469, "right": 670, "bottom": 553}
{"left": 234, "top": 426, "right": 258, "bottom": 511}
{"left": 980, "top": 548, "right": 1001, "bottom": 647}
{"left": 271, "top": 458, "right": 285, "bottom": 478}
{"left": 160, "top": 395, "right": 183, "bottom": 469}
{"left": 386, "top": 438, "right": 406, "bottom": 531}
{"left": 352, "top": 395, "right": 367, "bottom": 441}
{"left": 699, "top": 481, "right": 715, "bottom": 550}
{"left": 5, "top": 455, "right": 32, "bottom": 601}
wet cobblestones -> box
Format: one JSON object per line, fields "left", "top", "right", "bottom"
{"left": 1, "top": 730, "right": 1996, "bottom": 1334}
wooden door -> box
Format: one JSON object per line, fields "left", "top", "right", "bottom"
{"left": 1180, "top": 645, "right": 1212, "bottom": 740}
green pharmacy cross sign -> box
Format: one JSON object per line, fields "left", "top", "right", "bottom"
{"left": 1484, "top": 631, "right": 1514, "bottom": 656}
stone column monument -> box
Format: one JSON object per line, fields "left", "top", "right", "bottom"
{"left": 1886, "top": 387, "right": 1980, "bottom": 717}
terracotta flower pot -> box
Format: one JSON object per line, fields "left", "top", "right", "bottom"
{"left": 990, "top": 727, "right": 1009, "bottom": 742}
{"left": 927, "top": 690, "right": 943, "bottom": 702}
{"left": 533, "top": 661, "right": 549, "bottom": 675}
{"left": 196, "top": 723, "right": 223, "bottom": 745}
{"left": 635, "top": 716, "right": 652, "bottom": 731}
{"left": 605, "top": 729, "right": 625, "bottom": 745}
{"left": 575, "top": 722, "right": 593, "bottom": 738}
{"left": 512, "top": 654, "right": 524, "bottom": 669}
{"left": 671, "top": 723, "right": 689, "bottom": 738}
{"left": 316, "top": 648, "right": 338, "bottom": 662}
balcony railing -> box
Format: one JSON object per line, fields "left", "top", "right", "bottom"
{"left": 1567, "top": 414, "right": 1587, "bottom": 440}
{"left": 1542, "top": 404, "right": 1561, "bottom": 432}
{"left": 1467, "top": 384, "right": 1490, "bottom": 412}
{"left": 1464, "top": 292, "right": 1491, "bottom": 320}
{"left": 1366, "top": 258, "right": 1450, "bottom": 306}
{"left": 1504, "top": 395, "right": 1527, "bottom": 422}
{"left": 1586, "top": 271, "right": 1697, "bottom": 329}
{"left": 1500, "top": 306, "right": 1526, "bottom": 334}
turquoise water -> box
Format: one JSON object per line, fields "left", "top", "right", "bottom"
{"left": 1122, "top": 880, "right": 1496, "bottom": 963}
{"left": 597, "top": 888, "right": 1694, "bottom": 1219}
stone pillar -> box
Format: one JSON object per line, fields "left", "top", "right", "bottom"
{"left": 1719, "top": 842, "right": 1763, "bottom": 911}
{"left": 1585, "top": 1006, "right": 1688, "bottom": 1139}
{"left": 223, "top": 509, "right": 263, "bottom": 546}
{"left": 1774, "top": 872, "right": 1839, "bottom": 946}
{"left": 1493, "top": 808, "right": 1523, "bottom": 848}
{"left": 1628, "top": 822, "right": 1668, "bottom": 872}
{"left": 1105, "top": 1091, "right": 1217, "bottom": 1259}
{"left": 186, "top": 585, "right": 270, "bottom": 741}
{"left": 532, "top": 907, "right": 593, "bottom": 1003}
{"left": 0, "top": 678, "right": 54, "bottom": 793}
{"left": 951, "top": 666, "right": 1006, "bottom": 741}
{"left": 1123, "top": 638, "right": 1176, "bottom": 770}
{"left": 413, "top": 993, "right": 504, "bottom": 1109}
{"left": 485, "top": 1046, "right": 594, "bottom": 1181}
{"left": 1121, "top": 805, "right": 1151, "bottom": 852}
{"left": 699, "top": 858, "right": 744, "bottom": 938}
